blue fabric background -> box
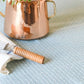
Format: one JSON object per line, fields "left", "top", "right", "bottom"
{"left": 0, "top": 0, "right": 84, "bottom": 84}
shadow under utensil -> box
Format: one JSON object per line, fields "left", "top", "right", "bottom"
{"left": 49, "top": 9, "right": 84, "bottom": 35}
{"left": 44, "top": 57, "right": 51, "bottom": 64}
{"left": 7, "top": 57, "right": 50, "bottom": 73}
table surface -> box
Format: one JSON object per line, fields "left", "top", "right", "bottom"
{"left": 0, "top": 0, "right": 84, "bottom": 84}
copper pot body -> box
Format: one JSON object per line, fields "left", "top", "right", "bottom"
{"left": 4, "top": 0, "right": 56, "bottom": 40}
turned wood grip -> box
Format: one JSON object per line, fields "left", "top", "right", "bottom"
{"left": 13, "top": 47, "right": 45, "bottom": 64}
{"left": 0, "top": 12, "right": 5, "bottom": 17}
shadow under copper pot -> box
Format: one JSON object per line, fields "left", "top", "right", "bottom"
{"left": 4, "top": 0, "right": 56, "bottom": 40}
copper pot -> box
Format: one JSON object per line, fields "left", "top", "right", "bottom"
{"left": 0, "top": 0, "right": 56, "bottom": 40}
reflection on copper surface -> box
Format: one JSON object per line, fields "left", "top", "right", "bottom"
{"left": 23, "top": 26, "right": 30, "bottom": 34}
{"left": 21, "top": 2, "right": 35, "bottom": 25}
{"left": 21, "top": 1, "right": 38, "bottom": 25}
{"left": 4, "top": 0, "right": 56, "bottom": 40}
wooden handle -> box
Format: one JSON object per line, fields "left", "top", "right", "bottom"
{"left": 0, "top": 12, "right": 5, "bottom": 17}
{"left": 13, "top": 47, "right": 45, "bottom": 64}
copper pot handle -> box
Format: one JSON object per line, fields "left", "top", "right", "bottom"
{"left": 47, "top": 0, "right": 56, "bottom": 19}
{"left": 0, "top": 0, "right": 56, "bottom": 19}
{"left": 0, "top": 11, "right": 5, "bottom": 17}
